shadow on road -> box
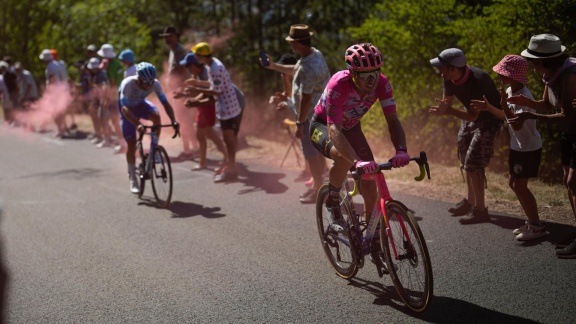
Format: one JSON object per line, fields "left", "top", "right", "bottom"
{"left": 348, "top": 276, "right": 539, "bottom": 323}
{"left": 233, "top": 163, "right": 289, "bottom": 195}
{"left": 16, "top": 168, "right": 102, "bottom": 180}
{"left": 137, "top": 199, "right": 225, "bottom": 219}
{"left": 490, "top": 212, "right": 576, "bottom": 246}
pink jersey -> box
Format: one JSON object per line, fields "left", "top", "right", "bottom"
{"left": 313, "top": 70, "right": 396, "bottom": 130}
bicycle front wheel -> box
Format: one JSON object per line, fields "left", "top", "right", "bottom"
{"left": 151, "top": 145, "right": 173, "bottom": 208}
{"left": 382, "top": 200, "right": 433, "bottom": 313}
{"left": 316, "top": 184, "right": 358, "bottom": 279}
{"left": 137, "top": 153, "right": 147, "bottom": 198}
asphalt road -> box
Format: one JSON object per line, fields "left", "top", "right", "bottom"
{"left": 1, "top": 126, "right": 575, "bottom": 323}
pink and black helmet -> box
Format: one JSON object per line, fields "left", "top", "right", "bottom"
{"left": 345, "top": 43, "right": 383, "bottom": 71}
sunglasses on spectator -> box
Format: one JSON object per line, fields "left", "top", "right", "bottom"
{"left": 355, "top": 69, "right": 380, "bottom": 81}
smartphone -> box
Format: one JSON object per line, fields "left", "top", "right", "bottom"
{"left": 259, "top": 50, "right": 269, "bottom": 67}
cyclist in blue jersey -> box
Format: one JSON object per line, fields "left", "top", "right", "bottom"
{"left": 118, "top": 62, "right": 179, "bottom": 193}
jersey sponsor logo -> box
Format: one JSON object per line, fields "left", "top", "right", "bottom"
{"left": 328, "top": 89, "right": 340, "bottom": 100}
{"left": 385, "top": 82, "right": 392, "bottom": 93}
{"left": 344, "top": 106, "right": 368, "bottom": 120}
{"left": 327, "top": 105, "right": 336, "bottom": 117}
{"left": 311, "top": 128, "right": 323, "bottom": 144}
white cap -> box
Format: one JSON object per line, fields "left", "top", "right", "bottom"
{"left": 97, "top": 44, "right": 116, "bottom": 59}
{"left": 87, "top": 57, "right": 101, "bottom": 69}
{"left": 39, "top": 49, "right": 53, "bottom": 61}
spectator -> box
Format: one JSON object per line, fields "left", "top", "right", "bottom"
{"left": 187, "top": 42, "right": 243, "bottom": 182}
{"left": 39, "top": 49, "right": 68, "bottom": 137}
{"left": 159, "top": 26, "right": 197, "bottom": 160}
{"left": 470, "top": 55, "right": 545, "bottom": 241}
{"left": 262, "top": 24, "right": 330, "bottom": 203}
{"left": 268, "top": 53, "right": 312, "bottom": 183}
{"left": 85, "top": 57, "right": 108, "bottom": 145}
{"left": 0, "top": 62, "right": 14, "bottom": 125}
{"left": 1, "top": 57, "right": 19, "bottom": 113}
{"left": 118, "top": 49, "right": 136, "bottom": 78}
{"left": 14, "top": 62, "right": 39, "bottom": 106}
{"left": 429, "top": 48, "right": 503, "bottom": 224}
{"left": 176, "top": 52, "right": 228, "bottom": 171}
{"left": 97, "top": 44, "right": 124, "bottom": 150}
{"left": 508, "top": 34, "right": 576, "bottom": 258}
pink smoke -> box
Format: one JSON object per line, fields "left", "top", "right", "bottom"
{"left": 13, "top": 83, "right": 73, "bottom": 131}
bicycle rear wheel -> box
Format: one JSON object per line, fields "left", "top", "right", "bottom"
{"left": 151, "top": 145, "right": 173, "bottom": 208}
{"left": 381, "top": 200, "right": 433, "bottom": 313}
{"left": 315, "top": 184, "right": 358, "bottom": 279}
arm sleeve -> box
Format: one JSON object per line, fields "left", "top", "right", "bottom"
{"left": 378, "top": 76, "right": 397, "bottom": 115}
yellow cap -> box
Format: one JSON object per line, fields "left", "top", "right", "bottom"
{"left": 192, "top": 42, "right": 211, "bottom": 56}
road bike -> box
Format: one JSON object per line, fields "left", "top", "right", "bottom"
{"left": 136, "top": 124, "right": 179, "bottom": 208}
{"left": 316, "top": 151, "right": 433, "bottom": 312}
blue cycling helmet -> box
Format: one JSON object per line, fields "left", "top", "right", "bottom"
{"left": 136, "top": 62, "right": 156, "bottom": 83}
{"left": 118, "top": 49, "right": 135, "bottom": 63}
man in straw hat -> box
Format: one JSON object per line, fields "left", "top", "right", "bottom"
{"left": 261, "top": 24, "right": 330, "bottom": 204}
{"left": 508, "top": 34, "right": 576, "bottom": 258}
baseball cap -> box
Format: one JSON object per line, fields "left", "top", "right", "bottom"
{"left": 39, "top": 49, "right": 53, "bottom": 61}
{"left": 192, "top": 42, "right": 211, "bottom": 56}
{"left": 430, "top": 48, "right": 467, "bottom": 68}
{"left": 179, "top": 52, "right": 199, "bottom": 65}
{"left": 87, "top": 44, "right": 97, "bottom": 52}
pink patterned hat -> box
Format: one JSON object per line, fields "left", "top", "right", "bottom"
{"left": 492, "top": 54, "right": 528, "bottom": 84}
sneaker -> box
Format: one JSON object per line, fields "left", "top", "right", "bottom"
{"left": 556, "top": 239, "right": 576, "bottom": 259}
{"left": 515, "top": 223, "right": 547, "bottom": 241}
{"left": 299, "top": 187, "right": 315, "bottom": 199}
{"left": 299, "top": 189, "right": 318, "bottom": 204}
{"left": 96, "top": 140, "right": 110, "bottom": 148}
{"left": 449, "top": 198, "right": 472, "bottom": 216}
{"left": 459, "top": 207, "right": 490, "bottom": 225}
{"left": 513, "top": 221, "right": 529, "bottom": 235}
{"left": 326, "top": 204, "right": 347, "bottom": 233}
{"left": 90, "top": 137, "right": 102, "bottom": 145}
{"left": 129, "top": 175, "right": 139, "bottom": 194}
{"left": 114, "top": 144, "right": 127, "bottom": 154}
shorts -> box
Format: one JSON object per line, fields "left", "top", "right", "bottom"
{"left": 197, "top": 104, "right": 216, "bottom": 128}
{"left": 457, "top": 119, "right": 502, "bottom": 172}
{"left": 219, "top": 110, "right": 243, "bottom": 136}
{"left": 509, "top": 148, "right": 541, "bottom": 179}
{"left": 310, "top": 115, "right": 374, "bottom": 162}
{"left": 120, "top": 99, "right": 158, "bottom": 140}
{"left": 560, "top": 133, "right": 576, "bottom": 168}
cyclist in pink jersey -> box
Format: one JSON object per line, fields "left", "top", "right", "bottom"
{"left": 310, "top": 43, "right": 410, "bottom": 232}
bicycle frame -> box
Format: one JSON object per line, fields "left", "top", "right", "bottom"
{"left": 347, "top": 152, "right": 430, "bottom": 260}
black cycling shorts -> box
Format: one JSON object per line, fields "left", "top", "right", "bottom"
{"left": 310, "top": 116, "right": 374, "bottom": 162}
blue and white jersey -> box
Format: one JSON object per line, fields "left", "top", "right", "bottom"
{"left": 118, "top": 75, "right": 167, "bottom": 108}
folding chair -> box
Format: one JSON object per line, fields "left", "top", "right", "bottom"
{"left": 280, "top": 118, "right": 302, "bottom": 168}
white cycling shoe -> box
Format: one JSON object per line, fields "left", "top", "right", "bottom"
{"left": 129, "top": 175, "right": 140, "bottom": 194}
{"left": 326, "top": 205, "right": 347, "bottom": 233}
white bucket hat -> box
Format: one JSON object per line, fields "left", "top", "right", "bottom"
{"left": 97, "top": 44, "right": 116, "bottom": 59}
{"left": 87, "top": 57, "right": 101, "bottom": 69}
{"left": 521, "top": 34, "right": 566, "bottom": 59}
{"left": 39, "top": 49, "right": 53, "bottom": 61}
